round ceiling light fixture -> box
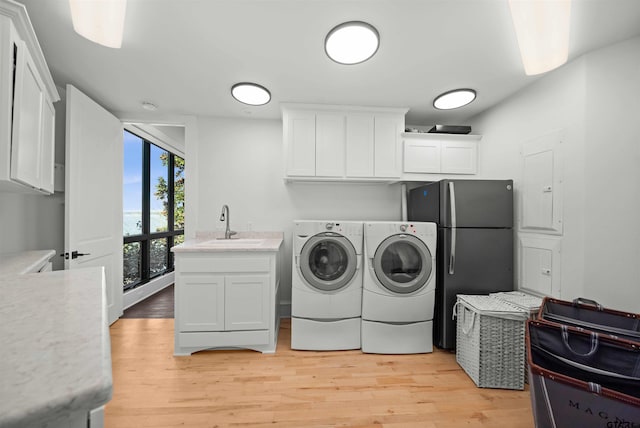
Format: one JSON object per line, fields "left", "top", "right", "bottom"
{"left": 231, "top": 82, "right": 271, "bottom": 106}
{"left": 141, "top": 101, "right": 157, "bottom": 111}
{"left": 433, "top": 89, "right": 477, "bottom": 110}
{"left": 325, "top": 21, "right": 379, "bottom": 65}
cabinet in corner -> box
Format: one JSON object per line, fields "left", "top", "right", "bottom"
{"left": 282, "top": 104, "right": 408, "bottom": 181}
{"left": 0, "top": 1, "right": 60, "bottom": 194}
{"left": 402, "top": 132, "right": 481, "bottom": 176}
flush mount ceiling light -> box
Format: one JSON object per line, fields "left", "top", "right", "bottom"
{"left": 325, "top": 21, "right": 379, "bottom": 65}
{"left": 69, "top": 0, "right": 127, "bottom": 48}
{"left": 508, "top": 0, "right": 572, "bottom": 75}
{"left": 141, "top": 102, "right": 157, "bottom": 111}
{"left": 433, "top": 89, "right": 477, "bottom": 110}
{"left": 231, "top": 83, "right": 271, "bottom": 106}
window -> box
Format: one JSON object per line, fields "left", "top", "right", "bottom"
{"left": 123, "top": 130, "right": 184, "bottom": 291}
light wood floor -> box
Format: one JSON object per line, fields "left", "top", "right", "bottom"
{"left": 106, "top": 318, "right": 535, "bottom": 427}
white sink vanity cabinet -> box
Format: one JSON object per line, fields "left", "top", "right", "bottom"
{"left": 172, "top": 233, "right": 283, "bottom": 356}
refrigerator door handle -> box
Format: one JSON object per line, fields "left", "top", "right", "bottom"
{"left": 449, "top": 229, "right": 456, "bottom": 275}
{"left": 449, "top": 182, "right": 457, "bottom": 275}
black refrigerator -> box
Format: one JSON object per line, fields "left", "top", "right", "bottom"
{"left": 408, "top": 179, "right": 514, "bottom": 349}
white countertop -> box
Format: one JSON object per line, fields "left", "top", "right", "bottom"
{"left": 0, "top": 250, "right": 56, "bottom": 275}
{"left": 172, "top": 231, "right": 283, "bottom": 253}
{"left": 0, "top": 267, "right": 113, "bottom": 427}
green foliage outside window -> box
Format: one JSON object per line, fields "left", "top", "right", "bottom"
{"left": 154, "top": 153, "right": 185, "bottom": 230}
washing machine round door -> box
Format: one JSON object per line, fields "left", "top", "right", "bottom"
{"left": 372, "top": 234, "right": 432, "bottom": 294}
{"left": 299, "top": 232, "right": 358, "bottom": 292}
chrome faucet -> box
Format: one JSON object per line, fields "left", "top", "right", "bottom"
{"left": 219, "top": 204, "right": 237, "bottom": 239}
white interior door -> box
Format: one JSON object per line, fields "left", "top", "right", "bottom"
{"left": 64, "top": 85, "right": 123, "bottom": 325}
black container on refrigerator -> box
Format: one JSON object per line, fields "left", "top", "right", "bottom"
{"left": 408, "top": 179, "right": 514, "bottom": 349}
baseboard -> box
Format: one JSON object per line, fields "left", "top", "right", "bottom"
{"left": 123, "top": 273, "right": 175, "bottom": 310}
{"left": 279, "top": 300, "right": 291, "bottom": 318}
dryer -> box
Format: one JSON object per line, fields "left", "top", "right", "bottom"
{"left": 291, "top": 220, "right": 363, "bottom": 350}
{"left": 362, "top": 221, "right": 437, "bottom": 354}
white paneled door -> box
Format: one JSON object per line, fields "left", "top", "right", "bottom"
{"left": 64, "top": 85, "right": 123, "bottom": 325}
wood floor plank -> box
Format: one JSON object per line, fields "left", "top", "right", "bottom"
{"left": 106, "top": 318, "right": 535, "bottom": 427}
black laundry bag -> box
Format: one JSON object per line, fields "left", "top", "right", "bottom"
{"left": 539, "top": 297, "right": 640, "bottom": 343}
{"left": 526, "top": 320, "right": 640, "bottom": 428}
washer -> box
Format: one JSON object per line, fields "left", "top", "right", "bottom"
{"left": 362, "top": 221, "right": 437, "bottom": 354}
{"left": 291, "top": 220, "right": 363, "bottom": 350}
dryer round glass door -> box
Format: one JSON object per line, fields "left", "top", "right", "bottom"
{"left": 299, "top": 233, "right": 358, "bottom": 292}
{"left": 372, "top": 234, "right": 433, "bottom": 294}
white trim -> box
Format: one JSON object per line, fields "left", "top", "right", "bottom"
{"left": 124, "top": 123, "right": 184, "bottom": 157}
{"left": 280, "top": 103, "right": 408, "bottom": 115}
{"left": 0, "top": 0, "right": 59, "bottom": 101}
{"left": 123, "top": 272, "right": 174, "bottom": 310}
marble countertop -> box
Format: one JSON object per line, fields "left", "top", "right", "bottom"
{"left": 0, "top": 249, "right": 56, "bottom": 275}
{"left": 0, "top": 267, "right": 113, "bottom": 427}
{"left": 172, "top": 231, "right": 283, "bottom": 253}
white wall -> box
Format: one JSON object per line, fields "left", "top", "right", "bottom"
{"left": 0, "top": 192, "right": 64, "bottom": 267}
{"left": 192, "top": 116, "right": 403, "bottom": 305}
{"left": 582, "top": 37, "right": 640, "bottom": 310}
{"left": 0, "top": 88, "right": 67, "bottom": 270}
{"left": 469, "top": 36, "right": 640, "bottom": 312}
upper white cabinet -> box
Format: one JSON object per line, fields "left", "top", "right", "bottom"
{"left": 0, "top": 1, "right": 59, "bottom": 194}
{"left": 402, "top": 133, "right": 481, "bottom": 176}
{"left": 284, "top": 110, "right": 316, "bottom": 176}
{"left": 282, "top": 104, "right": 407, "bottom": 181}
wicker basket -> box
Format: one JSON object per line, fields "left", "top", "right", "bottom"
{"left": 455, "top": 294, "right": 529, "bottom": 390}
{"left": 490, "top": 291, "right": 543, "bottom": 319}
{"left": 490, "top": 291, "right": 543, "bottom": 383}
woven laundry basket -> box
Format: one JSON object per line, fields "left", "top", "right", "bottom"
{"left": 490, "top": 291, "right": 543, "bottom": 319}
{"left": 489, "top": 291, "right": 543, "bottom": 384}
{"left": 455, "top": 294, "right": 529, "bottom": 390}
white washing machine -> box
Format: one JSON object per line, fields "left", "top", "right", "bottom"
{"left": 291, "top": 220, "right": 363, "bottom": 350}
{"left": 361, "top": 221, "right": 437, "bottom": 354}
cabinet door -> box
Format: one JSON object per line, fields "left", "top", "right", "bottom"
{"left": 39, "top": 97, "right": 55, "bottom": 193}
{"left": 225, "top": 274, "right": 269, "bottom": 331}
{"left": 441, "top": 140, "right": 477, "bottom": 174}
{"left": 315, "top": 113, "right": 345, "bottom": 177}
{"left": 521, "top": 131, "right": 562, "bottom": 234}
{"left": 403, "top": 139, "right": 441, "bottom": 173}
{"left": 10, "top": 41, "right": 45, "bottom": 190}
{"left": 373, "top": 115, "right": 402, "bottom": 178}
{"left": 345, "top": 113, "right": 374, "bottom": 177}
{"left": 177, "top": 274, "right": 225, "bottom": 332}
{"left": 285, "top": 111, "right": 316, "bottom": 176}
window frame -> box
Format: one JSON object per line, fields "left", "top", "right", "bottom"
{"left": 123, "top": 130, "right": 184, "bottom": 291}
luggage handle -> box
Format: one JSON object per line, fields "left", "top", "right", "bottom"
{"left": 561, "top": 325, "right": 599, "bottom": 357}
{"left": 572, "top": 297, "right": 604, "bottom": 311}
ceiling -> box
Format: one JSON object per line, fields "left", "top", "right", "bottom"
{"left": 16, "top": 0, "right": 640, "bottom": 126}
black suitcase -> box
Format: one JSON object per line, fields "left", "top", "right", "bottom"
{"left": 527, "top": 320, "right": 640, "bottom": 428}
